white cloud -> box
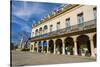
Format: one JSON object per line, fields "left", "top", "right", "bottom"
{"left": 13, "top": 2, "right": 47, "bottom": 21}
{"left": 12, "top": 15, "right": 32, "bottom": 33}
{"left": 12, "top": 1, "right": 61, "bottom": 33}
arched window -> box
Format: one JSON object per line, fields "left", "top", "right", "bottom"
{"left": 77, "top": 35, "right": 91, "bottom": 56}
{"left": 44, "top": 25, "right": 48, "bottom": 34}
{"left": 48, "top": 40, "right": 54, "bottom": 53}
{"left": 50, "top": 25, "right": 53, "bottom": 32}
{"left": 39, "top": 27, "right": 42, "bottom": 35}
{"left": 56, "top": 39, "right": 62, "bottom": 54}
{"left": 35, "top": 29, "right": 38, "bottom": 36}
{"left": 64, "top": 37, "right": 74, "bottom": 55}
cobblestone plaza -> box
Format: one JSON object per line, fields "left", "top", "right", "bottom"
{"left": 11, "top": 51, "right": 96, "bottom": 66}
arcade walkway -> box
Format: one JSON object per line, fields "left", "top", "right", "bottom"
{"left": 11, "top": 51, "right": 96, "bottom": 66}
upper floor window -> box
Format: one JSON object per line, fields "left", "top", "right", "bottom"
{"left": 50, "top": 25, "right": 53, "bottom": 32}
{"left": 56, "top": 22, "right": 60, "bottom": 30}
{"left": 39, "top": 27, "right": 42, "bottom": 35}
{"left": 93, "top": 7, "right": 97, "bottom": 19}
{"left": 44, "top": 25, "right": 48, "bottom": 33}
{"left": 77, "top": 12, "right": 84, "bottom": 24}
{"left": 35, "top": 29, "right": 38, "bottom": 36}
{"left": 66, "top": 18, "right": 70, "bottom": 28}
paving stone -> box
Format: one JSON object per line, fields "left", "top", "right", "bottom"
{"left": 11, "top": 51, "right": 96, "bottom": 67}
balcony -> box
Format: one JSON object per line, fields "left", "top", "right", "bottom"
{"left": 31, "top": 19, "right": 96, "bottom": 40}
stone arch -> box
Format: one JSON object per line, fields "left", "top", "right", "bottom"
{"left": 43, "top": 41, "right": 47, "bottom": 53}
{"left": 38, "top": 41, "right": 42, "bottom": 53}
{"left": 44, "top": 25, "right": 48, "bottom": 34}
{"left": 77, "top": 35, "right": 91, "bottom": 56}
{"left": 34, "top": 42, "right": 37, "bottom": 51}
{"left": 48, "top": 40, "right": 54, "bottom": 53}
{"left": 64, "top": 37, "right": 74, "bottom": 55}
{"left": 50, "top": 25, "right": 53, "bottom": 32}
{"left": 39, "top": 27, "right": 42, "bottom": 35}
{"left": 56, "top": 39, "right": 62, "bottom": 54}
{"left": 35, "top": 29, "right": 38, "bottom": 36}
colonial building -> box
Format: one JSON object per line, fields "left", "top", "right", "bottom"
{"left": 30, "top": 4, "right": 97, "bottom": 57}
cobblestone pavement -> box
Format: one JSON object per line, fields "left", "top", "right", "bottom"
{"left": 11, "top": 50, "right": 96, "bottom": 67}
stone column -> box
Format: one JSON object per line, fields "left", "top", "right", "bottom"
{"left": 33, "top": 42, "right": 35, "bottom": 52}
{"left": 62, "top": 38, "right": 65, "bottom": 55}
{"left": 90, "top": 39, "right": 95, "bottom": 57}
{"left": 88, "top": 34, "right": 95, "bottom": 57}
{"left": 30, "top": 42, "right": 35, "bottom": 52}
{"left": 53, "top": 39, "right": 56, "bottom": 55}
{"left": 30, "top": 43, "right": 32, "bottom": 52}
{"left": 72, "top": 36, "right": 78, "bottom": 55}
{"left": 41, "top": 41, "right": 44, "bottom": 52}
{"left": 47, "top": 40, "right": 49, "bottom": 53}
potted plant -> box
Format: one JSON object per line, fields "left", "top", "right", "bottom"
{"left": 67, "top": 51, "right": 70, "bottom": 55}
{"left": 57, "top": 48, "right": 60, "bottom": 55}
{"left": 80, "top": 44, "right": 86, "bottom": 56}
{"left": 67, "top": 46, "right": 72, "bottom": 55}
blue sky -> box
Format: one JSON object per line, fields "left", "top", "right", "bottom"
{"left": 11, "top": 1, "right": 63, "bottom": 44}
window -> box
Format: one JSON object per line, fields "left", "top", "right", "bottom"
{"left": 44, "top": 25, "right": 48, "bottom": 33}
{"left": 35, "top": 29, "right": 38, "bottom": 36}
{"left": 50, "top": 25, "right": 53, "bottom": 32}
{"left": 93, "top": 7, "right": 97, "bottom": 19}
{"left": 66, "top": 18, "right": 70, "bottom": 28}
{"left": 66, "top": 18, "right": 71, "bottom": 32}
{"left": 77, "top": 13, "right": 84, "bottom": 29}
{"left": 39, "top": 27, "right": 42, "bottom": 35}
{"left": 77, "top": 13, "right": 84, "bottom": 24}
{"left": 56, "top": 22, "right": 60, "bottom": 30}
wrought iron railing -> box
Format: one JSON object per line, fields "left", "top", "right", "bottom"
{"left": 32, "top": 19, "right": 96, "bottom": 39}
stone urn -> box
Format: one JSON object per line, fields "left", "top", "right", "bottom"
{"left": 67, "top": 52, "right": 71, "bottom": 55}
{"left": 57, "top": 51, "right": 60, "bottom": 55}
{"left": 81, "top": 53, "right": 85, "bottom": 56}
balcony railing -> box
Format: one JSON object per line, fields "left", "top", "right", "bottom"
{"left": 32, "top": 19, "right": 96, "bottom": 39}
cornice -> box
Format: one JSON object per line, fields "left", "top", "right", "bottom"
{"left": 32, "top": 4, "right": 80, "bottom": 28}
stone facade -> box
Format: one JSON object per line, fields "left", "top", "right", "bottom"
{"left": 30, "top": 4, "right": 97, "bottom": 57}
